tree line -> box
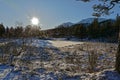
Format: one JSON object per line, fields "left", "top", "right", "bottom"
{"left": 0, "top": 24, "right": 42, "bottom": 38}
{"left": 46, "top": 15, "right": 120, "bottom": 42}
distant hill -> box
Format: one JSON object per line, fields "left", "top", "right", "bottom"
{"left": 58, "top": 22, "right": 74, "bottom": 27}
{"left": 57, "top": 18, "right": 109, "bottom": 28}
{"left": 77, "top": 18, "right": 106, "bottom": 24}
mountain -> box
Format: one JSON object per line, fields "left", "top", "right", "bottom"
{"left": 77, "top": 18, "right": 106, "bottom": 24}
{"left": 58, "top": 22, "right": 74, "bottom": 27}
{"left": 100, "top": 19, "right": 115, "bottom": 24}
{"left": 57, "top": 18, "right": 113, "bottom": 28}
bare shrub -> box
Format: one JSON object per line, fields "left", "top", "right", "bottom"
{"left": 88, "top": 50, "right": 98, "bottom": 73}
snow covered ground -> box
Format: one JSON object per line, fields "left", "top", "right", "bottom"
{"left": 1, "top": 64, "right": 120, "bottom": 80}
{"left": 0, "top": 38, "right": 119, "bottom": 80}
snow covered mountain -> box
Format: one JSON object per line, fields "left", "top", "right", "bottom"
{"left": 77, "top": 18, "right": 106, "bottom": 24}
{"left": 59, "top": 22, "right": 74, "bottom": 27}
{"left": 57, "top": 18, "right": 110, "bottom": 28}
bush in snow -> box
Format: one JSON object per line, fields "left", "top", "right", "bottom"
{"left": 88, "top": 50, "right": 98, "bottom": 73}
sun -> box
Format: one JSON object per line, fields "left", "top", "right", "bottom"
{"left": 31, "top": 17, "right": 39, "bottom": 25}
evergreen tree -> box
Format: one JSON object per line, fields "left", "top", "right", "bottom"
{"left": 88, "top": 18, "right": 99, "bottom": 38}
{"left": 74, "top": 24, "right": 86, "bottom": 38}
{"left": 5, "top": 27, "right": 10, "bottom": 38}
{"left": 0, "top": 23, "right": 5, "bottom": 37}
{"left": 9, "top": 27, "right": 15, "bottom": 38}
{"left": 14, "top": 26, "right": 23, "bottom": 38}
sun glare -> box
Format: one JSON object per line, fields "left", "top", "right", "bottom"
{"left": 31, "top": 17, "right": 39, "bottom": 25}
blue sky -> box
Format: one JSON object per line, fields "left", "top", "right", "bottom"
{"left": 0, "top": 0, "right": 119, "bottom": 30}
